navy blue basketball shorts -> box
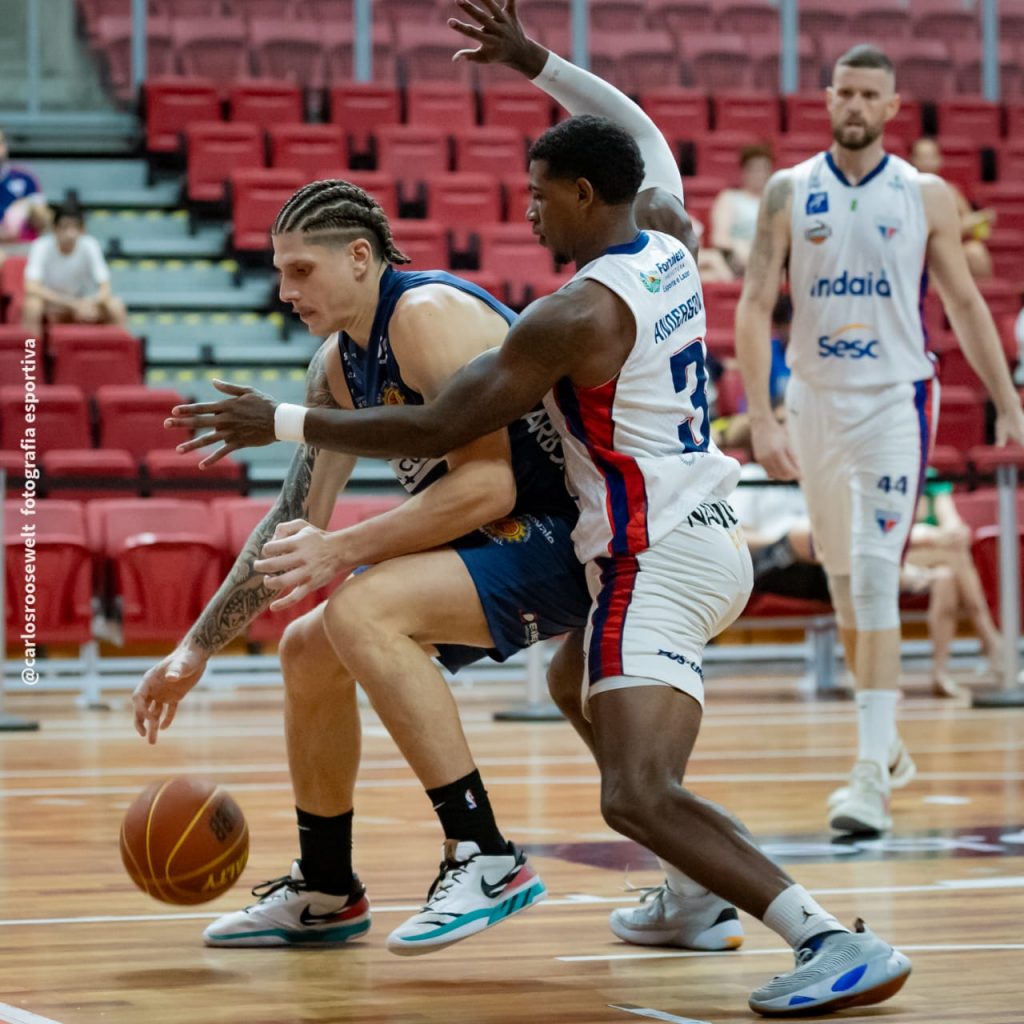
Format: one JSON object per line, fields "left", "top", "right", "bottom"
{"left": 436, "top": 511, "right": 590, "bottom": 674}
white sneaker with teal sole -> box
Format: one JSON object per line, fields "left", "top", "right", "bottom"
{"left": 609, "top": 884, "right": 744, "bottom": 950}
{"left": 387, "top": 840, "right": 545, "bottom": 956}
{"left": 748, "top": 919, "right": 911, "bottom": 1017}
{"left": 202, "top": 861, "right": 370, "bottom": 947}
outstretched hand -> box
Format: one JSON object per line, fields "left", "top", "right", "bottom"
{"left": 449, "top": 0, "right": 548, "bottom": 77}
{"left": 132, "top": 643, "right": 208, "bottom": 744}
{"left": 751, "top": 416, "right": 801, "bottom": 481}
{"left": 164, "top": 379, "right": 279, "bottom": 468}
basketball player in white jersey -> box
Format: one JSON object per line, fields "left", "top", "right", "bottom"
{"left": 175, "top": 102, "right": 913, "bottom": 1020}
{"left": 736, "top": 44, "right": 1024, "bottom": 835}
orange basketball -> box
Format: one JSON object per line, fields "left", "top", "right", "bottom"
{"left": 119, "top": 777, "right": 249, "bottom": 905}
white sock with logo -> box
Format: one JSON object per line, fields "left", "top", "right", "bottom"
{"left": 856, "top": 690, "right": 899, "bottom": 779}
{"left": 659, "top": 858, "right": 710, "bottom": 900}
{"left": 763, "top": 884, "right": 848, "bottom": 950}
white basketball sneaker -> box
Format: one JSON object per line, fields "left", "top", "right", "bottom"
{"left": 609, "top": 884, "right": 744, "bottom": 950}
{"left": 748, "top": 919, "right": 911, "bottom": 1016}
{"left": 202, "top": 861, "right": 370, "bottom": 947}
{"left": 829, "top": 761, "right": 892, "bottom": 834}
{"left": 386, "top": 840, "right": 545, "bottom": 956}
{"left": 827, "top": 737, "right": 915, "bottom": 810}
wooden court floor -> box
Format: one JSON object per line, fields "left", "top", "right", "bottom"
{"left": 0, "top": 670, "right": 1022, "bottom": 1024}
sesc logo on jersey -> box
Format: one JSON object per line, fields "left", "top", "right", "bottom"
{"left": 817, "top": 323, "right": 881, "bottom": 360}
{"left": 806, "top": 191, "right": 830, "bottom": 215}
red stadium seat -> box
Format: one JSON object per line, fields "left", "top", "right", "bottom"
{"left": 299, "top": 0, "right": 353, "bottom": 18}
{"left": 976, "top": 277, "right": 1023, "bottom": 321}
{"left": 713, "top": 93, "right": 781, "bottom": 136}
{"left": 249, "top": 18, "right": 326, "bottom": 90}
{"left": 935, "top": 386, "right": 986, "bottom": 452}
{"left": 228, "top": 80, "right": 304, "bottom": 129}
{"left": 995, "top": 140, "right": 1024, "bottom": 182}
{"left": 646, "top": 0, "right": 716, "bottom": 37}
{"left": 391, "top": 221, "right": 450, "bottom": 270}
{"left": 406, "top": 83, "right": 477, "bottom": 132}
{"left": 846, "top": 5, "right": 912, "bottom": 38}
{"left": 0, "top": 451, "right": 24, "bottom": 491}
{"left": 893, "top": 40, "right": 957, "bottom": 99}
{"left": 986, "top": 229, "right": 1024, "bottom": 280}
{"left": 797, "top": 1, "right": 848, "bottom": 39}
{"left": 752, "top": 34, "right": 820, "bottom": 93}
{"left": 927, "top": 135, "right": 982, "bottom": 194}
{"left": 143, "top": 448, "right": 247, "bottom": 500}
{"left": 49, "top": 326, "right": 143, "bottom": 393}
{"left": 516, "top": 0, "right": 571, "bottom": 34}
{"left": 395, "top": 24, "right": 475, "bottom": 84}
{"left": 715, "top": 366, "right": 745, "bottom": 416}
{"left": 783, "top": 93, "right": 832, "bottom": 135}
{"left": 970, "top": 522, "right": 1024, "bottom": 628}
{"left": 95, "top": 386, "right": 189, "bottom": 459}
{"left": 269, "top": 124, "right": 347, "bottom": 181}
{"left": 927, "top": 444, "right": 967, "bottom": 479}
{"left": 93, "top": 15, "right": 174, "bottom": 101}
{"left": 342, "top": 170, "right": 400, "bottom": 219}
{"left": 590, "top": 0, "right": 646, "bottom": 30}
{"left": 173, "top": 16, "right": 250, "bottom": 86}
{"left": 774, "top": 132, "right": 825, "bottom": 166}
{"left": 187, "top": 122, "right": 265, "bottom": 204}
{"left": 590, "top": 30, "right": 682, "bottom": 92}
{"left": 478, "top": 223, "right": 567, "bottom": 307}
{"left": 695, "top": 131, "right": 767, "bottom": 183}
{"left": 231, "top": 167, "right": 305, "bottom": 252}
{"left": 0, "top": 328, "right": 32, "bottom": 386}
{"left": 329, "top": 82, "right": 401, "bottom": 157}
{"left": 3, "top": 499, "right": 93, "bottom": 644}
{"left": 87, "top": 498, "right": 224, "bottom": 643}
{"left": 426, "top": 174, "right": 502, "bottom": 249}
{"left": 480, "top": 86, "right": 553, "bottom": 141}
{"left": 639, "top": 89, "right": 710, "bottom": 144}
{"left": 681, "top": 33, "right": 754, "bottom": 92}
{"left": 1, "top": 255, "right": 27, "bottom": 323}
{"left": 952, "top": 46, "right": 1023, "bottom": 104}
{"left": 714, "top": 0, "right": 779, "bottom": 36}
{"left": 144, "top": 77, "right": 221, "bottom": 154}
{"left": 376, "top": 126, "right": 451, "bottom": 185}
{"left": 501, "top": 174, "right": 531, "bottom": 223}
{"left": 913, "top": 2, "right": 980, "bottom": 45}
{"left": 43, "top": 449, "right": 139, "bottom": 501}
{"left": 231, "top": 0, "right": 297, "bottom": 18}
{"left": 452, "top": 126, "right": 526, "bottom": 177}
{"left": 323, "top": 23, "right": 396, "bottom": 84}
{"left": 935, "top": 97, "right": 1002, "bottom": 140}
{"left": 0, "top": 385, "right": 89, "bottom": 456}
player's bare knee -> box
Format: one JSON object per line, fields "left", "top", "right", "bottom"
{"left": 323, "top": 579, "right": 382, "bottom": 647}
{"left": 599, "top": 770, "right": 676, "bottom": 843}
{"left": 279, "top": 609, "right": 337, "bottom": 682}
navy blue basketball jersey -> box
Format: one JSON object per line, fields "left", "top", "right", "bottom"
{"left": 337, "top": 266, "right": 572, "bottom": 515}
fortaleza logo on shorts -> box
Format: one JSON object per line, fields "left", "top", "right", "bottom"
{"left": 379, "top": 384, "right": 406, "bottom": 405}
{"left": 817, "top": 323, "right": 880, "bottom": 360}
{"left": 804, "top": 220, "right": 831, "bottom": 245}
{"left": 482, "top": 516, "right": 531, "bottom": 544}
{"left": 875, "top": 508, "right": 902, "bottom": 534}
{"left": 639, "top": 270, "right": 662, "bottom": 293}
{"left": 810, "top": 270, "right": 892, "bottom": 299}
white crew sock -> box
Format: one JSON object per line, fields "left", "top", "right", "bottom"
{"left": 856, "top": 689, "right": 900, "bottom": 779}
{"left": 763, "top": 884, "right": 849, "bottom": 950}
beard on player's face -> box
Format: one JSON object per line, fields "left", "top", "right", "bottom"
{"left": 833, "top": 118, "right": 883, "bottom": 151}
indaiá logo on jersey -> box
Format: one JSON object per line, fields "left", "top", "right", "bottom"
{"left": 810, "top": 270, "right": 892, "bottom": 298}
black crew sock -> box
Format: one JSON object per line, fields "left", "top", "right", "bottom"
{"left": 295, "top": 806, "right": 355, "bottom": 896}
{"left": 426, "top": 769, "right": 507, "bottom": 855}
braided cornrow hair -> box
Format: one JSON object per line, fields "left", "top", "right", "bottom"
{"left": 273, "top": 179, "right": 410, "bottom": 264}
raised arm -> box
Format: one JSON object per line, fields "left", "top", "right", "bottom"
{"left": 734, "top": 170, "right": 800, "bottom": 479}
{"left": 450, "top": 0, "right": 697, "bottom": 253}
{"left": 922, "top": 176, "right": 1024, "bottom": 446}
{"left": 131, "top": 342, "right": 354, "bottom": 742}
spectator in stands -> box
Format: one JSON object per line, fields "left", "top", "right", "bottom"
{"left": 709, "top": 143, "right": 773, "bottom": 277}
{"left": 21, "top": 203, "right": 127, "bottom": 332}
{"left": 909, "top": 137, "right": 994, "bottom": 280}
{"left": 901, "top": 471, "right": 1016, "bottom": 696}
{"left": 0, "top": 127, "right": 50, "bottom": 244}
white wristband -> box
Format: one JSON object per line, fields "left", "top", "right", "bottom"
{"left": 273, "top": 403, "right": 308, "bottom": 443}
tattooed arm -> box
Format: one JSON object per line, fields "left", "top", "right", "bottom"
{"left": 131, "top": 342, "right": 355, "bottom": 743}
{"left": 734, "top": 170, "right": 800, "bottom": 480}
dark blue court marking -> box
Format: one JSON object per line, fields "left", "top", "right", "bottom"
{"left": 530, "top": 825, "right": 1024, "bottom": 868}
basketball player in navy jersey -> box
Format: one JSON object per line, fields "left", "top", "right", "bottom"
{"left": 735, "top": 45, "right": 1024, "bottom": 835}
{"left": 168, "top": 10, "right": 913, "bottom": 1017}
{"left": 135, "top": 179, "right": 589, "bottom": 954}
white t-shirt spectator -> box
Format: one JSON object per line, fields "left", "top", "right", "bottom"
{"left": 730, "top": 462, "right": 809, "bottom": 545}
{"left": 25, "top": 233, "right": 109, "bottom": 298}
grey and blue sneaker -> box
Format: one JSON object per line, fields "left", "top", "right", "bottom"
{"left": 749, "top": 919, "right": 911, "bottom": 1017}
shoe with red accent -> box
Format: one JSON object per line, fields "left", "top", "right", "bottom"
{"left": 386, "top": 840, "right": 545, "bottom": 956}
{"left": 202, "top": 861, "right": 370, "bottom": 946}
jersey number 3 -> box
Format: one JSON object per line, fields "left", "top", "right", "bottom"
{"left": 670, "top": 341, "right": 710, "bottom": 454}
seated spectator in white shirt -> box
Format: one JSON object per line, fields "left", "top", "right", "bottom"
{"left": 709, "top": 143, "right": 773, "bottom": 277}
{"left": 22, "top": 204, "right": 127, "bottom": 332}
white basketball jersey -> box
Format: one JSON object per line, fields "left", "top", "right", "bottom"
{"left": 788, "top": 152, "right": 935, "bottom": 389}
{"left": 542, "top": 230, "right": 740, "bottom": 563}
